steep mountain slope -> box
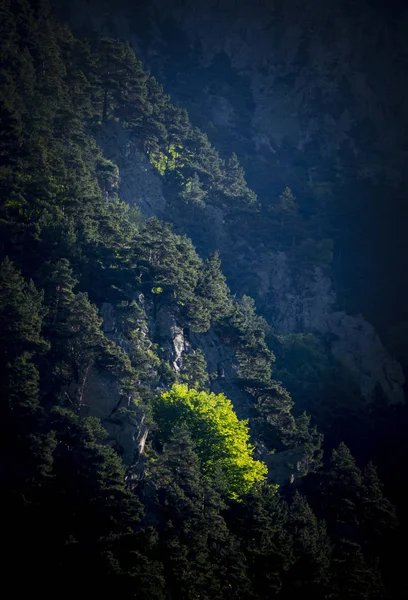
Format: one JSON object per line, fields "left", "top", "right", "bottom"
{"left": 97, "top": 118, "right": 405, "bottom": 412}
{"left": 57, "top": 0, "right": 408, "bottom": 330}
{"left": 56, "top": 0, "right": 408, "bottom": 410}
{"left": 1, "top": 2, "right": 406, "bottom": 597}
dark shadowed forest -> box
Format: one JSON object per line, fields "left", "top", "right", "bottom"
{"left": 1, "top": 1, "right": 407, "bottom": 598}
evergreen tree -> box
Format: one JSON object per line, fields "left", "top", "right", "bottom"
{"left": 361, "top": 461, "right": 398, "bottom": 548}
{"left": 0, "top": 257, "right": 56, "bottom": 593}
{"left": 188, "top": 251, "right": 231, "bottom": 331}
{"left": 149, "top": 424, "right": 248, "bottom": 599}
{"left": 326, "top": 442, "right": 363, "bottom": 526}
{"left": 179, "top": 172, "right": 207, "bottom": 206}
{"left": 227, "top": 483, "right": 293, "bottom": 598}
{"left": 284, "top": 492, "right": 331, "bottom": 597}
{"left": 196, "top": 251, "right": 231, "bottom": 319}
{"left": 221, "top": 153, "right": 257, "bottom": 208}
{"left": 179, "top": 349, "right": 209, "bottom": 389}
{"left": 293, "top": 411, "right": 324, "bottom": 474}
{"left": 0, "top": 4, "right": 403, "bottom": 597}
{"left": 329, "top": 540, "right": 384, "bottom": 600}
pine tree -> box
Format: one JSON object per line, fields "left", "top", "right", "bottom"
{"left": 0, "top": 257, "right": 48, "bottom": 361}
{"left": 196, "top": 251, "right": 231, "bottom": 320}
{"left": 361, "top": 461, "right": 398, "bottom": 547}
{"left": 39, "top": 407, "right": 165, "bottom": 598}
{"left": 221, "top": 153, "right": 257, "bottom": 208}
{"left": 227, "top": 483, "right": 293, "bottom": 598}
{"left": 150, "top": 424, "right": 238, "bottom": 599}
{"left": 329, "top": 539, "right": 384, "bottom": 600}
{"left": 142, "top": 76, "right": 168, "bottom": 153}
{"left": 136, "top": 218, "right": 202, "bottom": 309}
{"left": 43, "top": 258, "right": 77, "bottom": 326}
{"left": 284, "top": 492, "right": 331, "bottom": 597}
{"left": 0, "top": 256, "right": 56, "bottom": 593}
{"left": 97, "top": 38, "right": 129, "bottom": 122}
{"left": 293, "top": 411, "right": 324, "bottom": 474}
{"left": 326, "top": 442, "right": 363, "bottom": 526}
{"left": 179, "top": 172, "right": 207, "bottom": 206}
{"left": 115, "top": 42, "right": 148, "bottom": 127}
{"left": 179, "top": 349, "right": 209, "bottom": 389}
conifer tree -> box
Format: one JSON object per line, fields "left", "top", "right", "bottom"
{"left": 179, "top": 349, "right": 209, "bottom": 389}
{"left": 284, "top": 492, "right": 331, "bottom": 596}
{"left": 227, "top": 483, "right": 293, "bottom": 598}
{"left": 149, "top": 424, "right": 236, "bottom": 599}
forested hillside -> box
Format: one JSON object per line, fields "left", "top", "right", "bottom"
{"left": 55, "top": 0, "right": 408, "bottom": 466}
{"left": 0, "top": 1, "right": 405, "bottom": 598}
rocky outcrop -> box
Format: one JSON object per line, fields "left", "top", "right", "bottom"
{"left": 152, "top": 306, "right": 187, "bottom": 372}
{"left": 97, "top": 120, "right": 405, "bottom": 405}
{"left": 73, "top": 294, "right": 257, "bottom": 475}
{"left": 59, "top": 0, "right": 408, "bottom": 186}
{"left": 97, "top": 122, "right": 167, "bottom": 217}
{"left": 263, "top": 446, "right": 308, "bottom": 487}
{"left": 58, "top": 0, "right": 407, "bottom": 407}
{"left": 65, "top": 301, "right": 149, "bottom": 468}
{"left": 190, "top": 329, "right": 252, "bottom": 420}
{"left": 263, "top": 251, "right": 405, "bottom": 403}
{"left": 151, "top": 306, "right": 253, "bottom": 419}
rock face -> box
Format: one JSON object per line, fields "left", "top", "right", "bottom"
{"left": 260, "top": 251, "right": 405, "bottom": 403}
{"left": 97, "top": 122, "right": 167, "bottom": 217}
{"left": 57, "top": 0, "right": 407, "bottom": 406}
{"left": 328, "top": 312, "right": 405, "bottom": 403}
{"left": 190, "top": 329, "right": 251, "bottom": 420}
{"left": 65, "top": 302, "right": 147, "bottom": 468}
{"left": 73, "top": 294, "right": 254, "bottom": 468}
{"left": 97, "top": 119, "right": 406, "bottom": 405}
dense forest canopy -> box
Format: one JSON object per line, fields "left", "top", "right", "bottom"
{"left": 0, "top": 0, "right": 407, "bottom": 598}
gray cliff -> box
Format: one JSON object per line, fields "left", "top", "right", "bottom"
{"left": 97, "top": 122, "right": 405, "bottom": 406}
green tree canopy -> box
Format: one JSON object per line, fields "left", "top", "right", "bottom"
{"left": 153, "top": 384, "right": 267, "bottom": 498}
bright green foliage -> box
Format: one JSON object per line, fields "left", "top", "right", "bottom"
{"left": 153, "top": 384, "right": 267, "bottom": 498}
{"left": 149, "top": 143, "right": 181, "bottom": 175}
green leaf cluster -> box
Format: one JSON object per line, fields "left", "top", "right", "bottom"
{"left": 153, "top": 384, "right": 267, "bottom": 498}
